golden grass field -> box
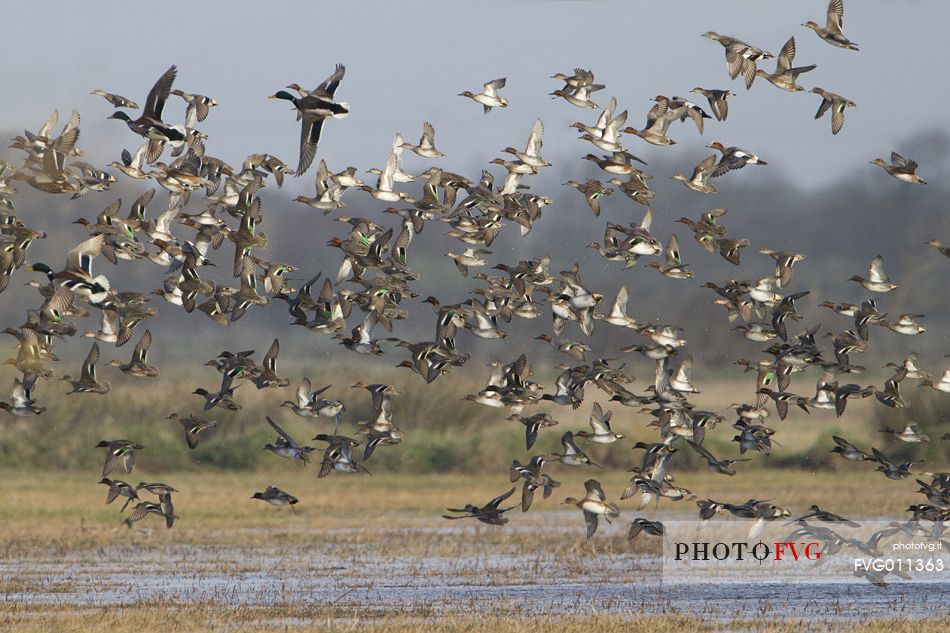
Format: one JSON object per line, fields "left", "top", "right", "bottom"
{"left": 0, "top": 468, "right": 927, "bottom": 545}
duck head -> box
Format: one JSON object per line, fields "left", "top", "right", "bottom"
{"left": 268, "top": 91, "right": 297, "bottom": 103}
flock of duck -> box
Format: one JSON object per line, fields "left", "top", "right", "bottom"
{"left": 0, "top": 0, "right": 946, "bottom": 580}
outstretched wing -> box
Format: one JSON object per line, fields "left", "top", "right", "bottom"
{"left": 144, "top": 65, "right": 177, "bottom": 120}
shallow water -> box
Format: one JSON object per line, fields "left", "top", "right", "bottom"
{"left": 0, "top": 519, "right": 946, "bottom": 621}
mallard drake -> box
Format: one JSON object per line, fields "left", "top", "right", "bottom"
{"left": 803, "top": 0, "right": 858, "bottom": 50}
{"left": 251, "top": 486, "right": 299, "bottom": 513}
{"left": 108, "top": 66, "right": 184, "bottom": 148}
{"left": 755, "top": 37, "right": 816, "bottom": 92}
{"left": 107, "top": 330, "right": 159, "bottom": 377}
{"left": 442, "top": 487, "right": 517, "bottom": 525}
{"left": 269, "top": 63, "right": 348, "bottom": 175}
{"left": 563, "top": 479, "right": 620, "bottom": 538}
{"left": 871, "top": 152, "right": 927, "bottom": 184}
{"left": 63, "top": 342, "right": 110, "bottom": 395}
{"left": 30, "top": 234, "right": 112, "bottom": 303}
{"left": 459, "top": 77, "right": 508, "bottom": 113}
{"left": 811, "top": 88, "right": 856, "bottom": 135}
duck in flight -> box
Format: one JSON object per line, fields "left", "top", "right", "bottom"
{"left": 270, "top": 64, "right": 349, "bottom": 176}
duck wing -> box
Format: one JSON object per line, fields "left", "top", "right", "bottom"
{"left": 584, "top": 510, "right": 599, "bottom": 539}
{"left": 297, "top": 115, "right": 325, "bottom": 175}
{"left": 267, "top": 416, "right": 298, "bottom": 448}
{"left": 81, "top": 342, "right": 101, "bottom": 383}
{"left": 144, "top": 66, "right": 177, "bottom": 121}
{"left": 483, "top": 77, "right": 506, "bottom": 98}
{"left": 262, "top": 338, "right": 280, "bottom": 373}
{"left": 132, "top": 329, "right": 152, "bottom": 364}
{"left": 488, "top": 487, "right": 517, "bottom": 510}
{"left": 826, "top": 0, "right": 845, "bottom": 35}
{"left": 584, "top": 478, "right": 607, "bottom": 501}
{"left": 868, "top": 255, "right": 888, "bottom": 283}
{"left": 66, "top": 234, "right": 105, "bottom": 277}
{"left": 775, "top": 37, "right": 796, "bottom": 74}
{"left": 315, "top": 63, "right": 346, "bottom": 99}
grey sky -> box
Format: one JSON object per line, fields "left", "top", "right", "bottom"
{"left": 3, "top": 0, "right": 947, "bottom": 189}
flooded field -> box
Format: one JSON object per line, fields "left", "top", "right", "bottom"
{"left": 1, "top": 514, "right": 947, "bottom": 627}
{"left": 0, "top": 470, "right": 944, "bottom": 631}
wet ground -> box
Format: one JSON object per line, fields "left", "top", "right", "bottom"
{"left": 0, "top": 515, "right": 946, "bottom": 622}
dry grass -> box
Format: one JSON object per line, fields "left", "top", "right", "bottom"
{"left": 0, "top": 606, "right": 946, "bottom": 633}
{"left": 0, "top": 467, "right": 919, "bottom": 550}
